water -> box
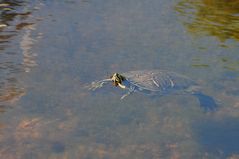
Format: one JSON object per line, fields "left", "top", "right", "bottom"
{"left": 0, "top": 0, "right": 239, "bottom": 158}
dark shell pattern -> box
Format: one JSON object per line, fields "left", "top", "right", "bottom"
{"left": 122, "top": 70, "right": 197, "bottom": 94}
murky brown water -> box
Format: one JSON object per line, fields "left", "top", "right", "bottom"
{"left": 0, "top": 0, "right": 239, "bottom": 158}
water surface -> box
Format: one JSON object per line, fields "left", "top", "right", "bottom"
{"left": 0, "top": 0, "right": 239, "bottom": 158}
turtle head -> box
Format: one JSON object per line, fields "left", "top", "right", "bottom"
{"left": 110, "top": 73, "right": 126, "bottom": 88}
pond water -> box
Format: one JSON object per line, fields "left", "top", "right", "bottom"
{"left": 0, "top": 0, "right": 239, "bottom": 158}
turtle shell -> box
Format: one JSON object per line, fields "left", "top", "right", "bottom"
{"left": 121, "top": 70, "right": 197, "bottom": 93}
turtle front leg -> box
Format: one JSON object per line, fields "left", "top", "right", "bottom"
{"left": 120, "top": 86, "right": 135, "bottom": 100}
{"left": 120, "top": 91, "right": 132, "bottom": 99}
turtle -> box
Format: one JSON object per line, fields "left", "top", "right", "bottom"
{"left": 89, "top": 70, "right": 218, "bottom": 111}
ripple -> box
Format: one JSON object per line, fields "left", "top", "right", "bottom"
{"left": 176, "top": 0, "right": 239, "bottom": 44}
{"left": 0, "top": 0, "right": 40, "bottom": 111}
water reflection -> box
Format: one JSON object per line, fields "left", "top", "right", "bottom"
{"left": 20, "top": 26, "right": 38, "bottom": 73}
{"left": 190, "top": 56, "right": 239, "bottom": 72}
{"left": 0, "top": 0, "right": 37, "bottom": 111}
{"left": 176, "top": 0, "right": 239, "bottom": 43}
